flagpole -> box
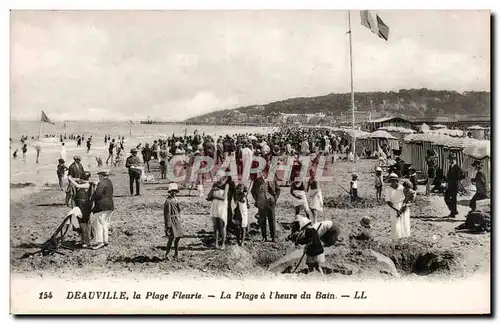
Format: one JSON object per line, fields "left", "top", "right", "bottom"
{"left": 38, "top": 112, "right": 43, "bottom": 139}
{"left": 347, "top": 10, "right": 356, "bottom": 163}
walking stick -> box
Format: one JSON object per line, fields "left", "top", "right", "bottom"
{"left": 292, "top": 251, "right": 306, "bottom": 273}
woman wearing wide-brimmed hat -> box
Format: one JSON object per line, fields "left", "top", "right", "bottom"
{"left": 385, "top": 173, "right": 410, "bottom": 240}
{"left": 163, "top": 182, "right": 183, "bottom": 260}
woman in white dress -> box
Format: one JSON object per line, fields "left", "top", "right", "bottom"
{"left": 208, "top": 176, "right": 229, "bottom": 250}
{"left": 385, "top": 173, "right": 411, "bottom": 240}
{"left": 307, "top": 173, "right": 323, "bottom": 224}
{"left": 290, "top": 178, "right": 311, "bottom": 218}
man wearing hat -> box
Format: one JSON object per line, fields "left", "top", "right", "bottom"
{"left": 251, "top": 171, "right": 280, "bottom": 242}
{"left": 164, "top": 182, "right": 183, "bottom": 260}
{"left": 91, "top": 170, "right": 114, "bottom": 250}
{"left": 469, "top": 160, "right": 488, "bottom": 211}
{"left": 126, "top": 148, "right": 142, "bottom": 196}
{"left": 444, "top": 152, "right": 465, "bottom": 218}
{"left": 66, "top": 156, "right": 85, "bottom": 207}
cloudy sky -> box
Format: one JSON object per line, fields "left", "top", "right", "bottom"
{"left": 11, "top": 10, "right": 490, "bottom": 121}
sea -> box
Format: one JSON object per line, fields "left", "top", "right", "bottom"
{"left": 10, "top": 120, "right": 277, "bottom": 187}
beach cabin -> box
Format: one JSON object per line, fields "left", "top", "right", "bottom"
{"left": 466, "top": 125, "right": 486, "bottom": 140}
{"left": 429, "top": 128, "right": 464, "bottom": 137}
{"left": 462, "top": 140, "right": 491, "bottom": 192}
{"left": 363, "top": 117, "right": 414, "bottom": 133}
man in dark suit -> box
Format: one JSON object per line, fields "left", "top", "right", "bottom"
{"left": 251, "top": 171, "right": 280, "bottom": 242}
{"left": 445, "top": 152, "right": 464, "bottom": 218}
{"left": 91, "top": 170, "right": 114, "bottom": 250}
{"left": 126, "top": 148, "right": 142, "bottom": 196}
{"left": 66, "top": 156, "right": 85, "bottom": 206}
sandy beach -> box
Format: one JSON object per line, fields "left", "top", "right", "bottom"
{"left": 10, "top": 154, "right": 490, "bottom": 280}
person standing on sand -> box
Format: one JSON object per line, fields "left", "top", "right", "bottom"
{"left": 66, "top": 156, "right": 85, "bottom": 206}
{"left": 32, "top": 143, "right": 41, "bottom": 164}
{"left": 291, "top": 177, "right": 311, "bottom": 218}
{"left": 425, "top": 149, "right": 438, "bottom": 195}
{"left": 106, "top": 139, "right": 116, "bottom": 165}
{"left": 374, "top": 166, "right": 384, "bottom": 201}
{"left": 22, "top": 143, "right": 27, "bottom": 161}
{"left": 90, "top": 170, "right": 114, "bottom": 250}
{"left": 86, "top": 137, "right": 92, "bottom": 153}
{"left": 307, "top": 172, "right": 323, "bottom": 224}
{"left": 163, "top": 183, "right": 183, "bottom": 260}
{"left": 68, "top": 171, "right": 94, "bottom": 248}
{"left": 469, "top": 160, "right": 488, "bottom": 211}
{"left": 385, "top": 173, "right": 410, "bottom": 240}
{"left": 126, "top": 148, "right": 142, "bottom": 196}
{"left": 141, "top": 143, "right": 152, "bottom": 172}
{"left": 159, "top": 144, "right": 168, "bottom": 180}
{"left": 251, "top": 171, "right": 280, "bottom": 243}
{"left": 207, "top": 176, "right": 229, "bottom": 250}
{"left": 57, "top": 159, "right": 68, "bottom": 191}
{"left": 444, "top": 153, "right": 464, "bottom": 218}
{"left": 60, "top": 142, "right": 67, "bottom": 162}
{"left": 233, "top": 184, "right": 249, "bottom": 246}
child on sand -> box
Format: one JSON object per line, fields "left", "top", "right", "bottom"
{"left": 350, "top": 173, "right": 359, "bottom": 202}
{"left": 164, "top": 183, "right": 183, "bottom": 260}
{"left": 374, "top": 167, "right": 383, "bottom": 201}
{"left": 295, "top": 216, "right": 324, "bottom": 274}
{"left": 57, "top": 159, "right": 68, "bottom": 191}
{"left": 409, "top": 168, "right": 418, "bottom": 191}
{"left": 233, "top": 184, "right": 249, "bottom": 246}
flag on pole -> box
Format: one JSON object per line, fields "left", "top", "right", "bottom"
{"left": 40, "top": 110, "right": 55, "bottom": 125}
{"left": 360, "top": 10, "right": 389, "bottom": 41}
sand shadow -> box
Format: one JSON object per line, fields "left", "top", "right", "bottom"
{"left": 419, "top": 217, "right": 463, "bottom": 223}
{"left": 15, "top": 242, "right": 44, "bottom": 249}
{"left": 146, "top": 187, "right": 169, "bottom": 191}
{"left": 36, "top": 203, "right": 67, "bottom": 207}
{"left": 113, "top": 195, "right": 131, "bottom": 198}
{"left": 457, "top": 200, "right": 471, "bottom": 207}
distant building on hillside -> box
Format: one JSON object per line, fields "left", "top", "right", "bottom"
{"left": 363, "top": 117, "right": 414, "bottom": 132}
{"left": 411, "top": 116, "right": 490, "bottom": 129}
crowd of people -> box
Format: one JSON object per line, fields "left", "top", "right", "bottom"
{"left": 52, "top": 125, "right": 489, "bottom": 274}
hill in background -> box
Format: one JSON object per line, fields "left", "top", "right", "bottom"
{"left": 185, "top": 89, "right": 490, "bottom": 125}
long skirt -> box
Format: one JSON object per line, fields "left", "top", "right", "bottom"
{"left": 292, "top": 190, "right": 309, "bottom": 209}
{"left": 211, "top": 199, "right": 228, "bottom": 228}
{"left": 390, "top": 208, "right": 411, "bottom": 240}
{"left": 309, "top": 189, "right": 324, "bottom": 212}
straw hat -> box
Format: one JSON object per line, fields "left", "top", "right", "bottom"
{"left": 97, "top": 170, "right": 109, "bottom": 176}
{"left": 360, "top": 216, "right": 371, "bottom": 229}
{"left": 294, "top": 214, "right": 311, "bottom": 230}
{"left": 167, "top": 183, "right": 179, "bottom": 193}
{"left": 388, "top": 173, "right": 399, "bottom": 181}
{"left": 375, "top": 166, "right": 382, "bottom": 172}
{"left": 130, "top": 148, "right": 138, "bottom": 153}
{"left": 73, "top": 155, "right": 82, "bottom": 161}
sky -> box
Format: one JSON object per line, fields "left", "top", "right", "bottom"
{"left": 10, "top": 10, "right": 490, "bottom": 121}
